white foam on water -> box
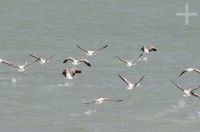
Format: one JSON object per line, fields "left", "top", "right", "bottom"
{"left": 171, "top": 98, "right": 186, "bottom": 111}
{"left": 11, "top": 78, "right": 17, "bottom": 84}
{"left": 69, "top": 113, "right": 81, "bottom": 117}
{"left": 152, "top": 98, "right": 187, "bottom": 119}
{"left": 84, "top": 109, "right": 96, "bottom": 115}
{"left": 57, "top": 81, "right": 73, "bottom": 87}
{"left": 142, "top": 56, "right": 148, "bottom": 61}
{"left": 187, "top": 111, "right": 200, "bottom": 120}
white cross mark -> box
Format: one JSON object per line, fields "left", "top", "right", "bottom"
{"left": 176, "top": 3, "right": 197, "bottom": 25}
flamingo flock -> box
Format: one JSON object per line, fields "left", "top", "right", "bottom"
{"left": 1, "top": 44, "right": 200, "bottom": 105}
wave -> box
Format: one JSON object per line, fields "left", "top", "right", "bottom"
{"left": 57, "top": 80, "right": 73, "bottom": 87}
{"left": 152, "top": 97, "right": 187, "bottom": 119}
{"left": 84, "top": 109, "right": 96, "bottom": 115}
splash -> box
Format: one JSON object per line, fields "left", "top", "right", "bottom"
{"left": 151, "top": 98, "right": 187, "bottom": 119}
{"left": 142, "top": 56, "right": 148, "bottom": 61}
{"left": 187, "top": 111, "right": 200, "bottom": 120}
{"left": 171, "top": 98, "right": 186, "bottom": 112}
{"left": 58, "top": 81, "right": 73, "bottom": 87}
{"left": 84, "top": 109, "right": 96, "bottom": 115}
{"left": 11, "top": 78, "right": 17, "bottom": 84}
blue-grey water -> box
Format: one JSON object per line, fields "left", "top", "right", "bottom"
{"left": 0, "top": 0, "right": 200, "bottom": 132}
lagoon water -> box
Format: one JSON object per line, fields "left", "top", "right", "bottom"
{"left": 0, "top": 0, "right": 200, "bottom": 132}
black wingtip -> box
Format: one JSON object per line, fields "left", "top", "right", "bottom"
{"left": 153, "top": 48, "right": 157, "bottom": 52}
{"left": 141, "top": 46, "right": 144, "bottom": 51}
{"left": 87, "top": 63, "right": 91, "bottom": 67}
{"left": 139, "top": 75, "right": 145, "bottom": 81}
{"left": 116, "top": 99, "right": 123, "bottom": 102}
{"left": 115, "top": 56, "right": 120, "bottom": 60}
{"left": 104, "top": 44, "right": 108, "bottom": 48}
{"left": 115, "top": 56, "right": 120, "bottom": 59}
{"left": 62, "top": 71, "right": 66, "bottom": 77}
{"left": 77, "top": 70, "right": 82, "bottom": 74}
{"left": 179, "top": 72, "right": 184, "bottom": 77}
{"left": 117, "top": 74, "right": 123, "bottom": 79}
{"left": 63, "top": 60, "right": 67, "bottom": 63}
{"left": 139, "top": 53, "right": 144, "bottom": 57}
{"left": 170, "top": 80, "right": 175, "bottom": 84}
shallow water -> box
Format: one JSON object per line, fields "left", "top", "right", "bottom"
{"left": 0, "top": 0, "right": 200, "bottom": 132}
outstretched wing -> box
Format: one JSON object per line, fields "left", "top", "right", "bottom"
{"left": 115, "top": 56, "right": 128, "bottom": 64}
{"left": 1, "top": 59, "right": 14, "bottom": 66}
{"left": 141, "top": 46, "right": 145, "bottom": 52}
{"left": 46, "top": 53, "right": 57, "bottom": 60}
{"left": 148, "top": 45, "right": 157, "bottom": 52}
{"left": 62, "top": 68, "right": 67, "bottom": 77}
{"left": 25, "top": 59, "right": 39, "bottom": 68}
{"left": 171, "top": 80, "right": 184, "bottom": 92}
{"left": 194, "top": 69, "right": 200, "bottom": 74}
{"left": 112, "top": 99, "right": 123, "bottom": 102}
{"left": 191, "top": 92, "right": 200, "bottom": 99}
{"left": 84, "top": 101, "right": 96, "bottom": 104}
{"left": 71, "top": 67, "right": 82, "bottom": 76}
{"left": 179, "top": 70, "right": 187, "bottom": 77}
{"left": 63, "top": 57, "right": 74, "bottom": 63}
{"left": 118, "top": 74, "right": 131, "bottom": 85}
{"left": 79, "top": 59, "right": 91, "bottom": 67}
{"left": 191, "top": 85, "right": 200, "bottom": 92}
{"left": 76, "top": 44, "right": 89, "bottom": 52}
{"left": 29, "top": 54, "right": 40, "bottom": 60}
{"left": 134, "top": 75, "right": 145, "bottom": 87}
{"left": 95, "top": 45, "right": 108, "bottom": 52}
{"left": 132, "top": 53, "right": 143, "bottom": 63}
